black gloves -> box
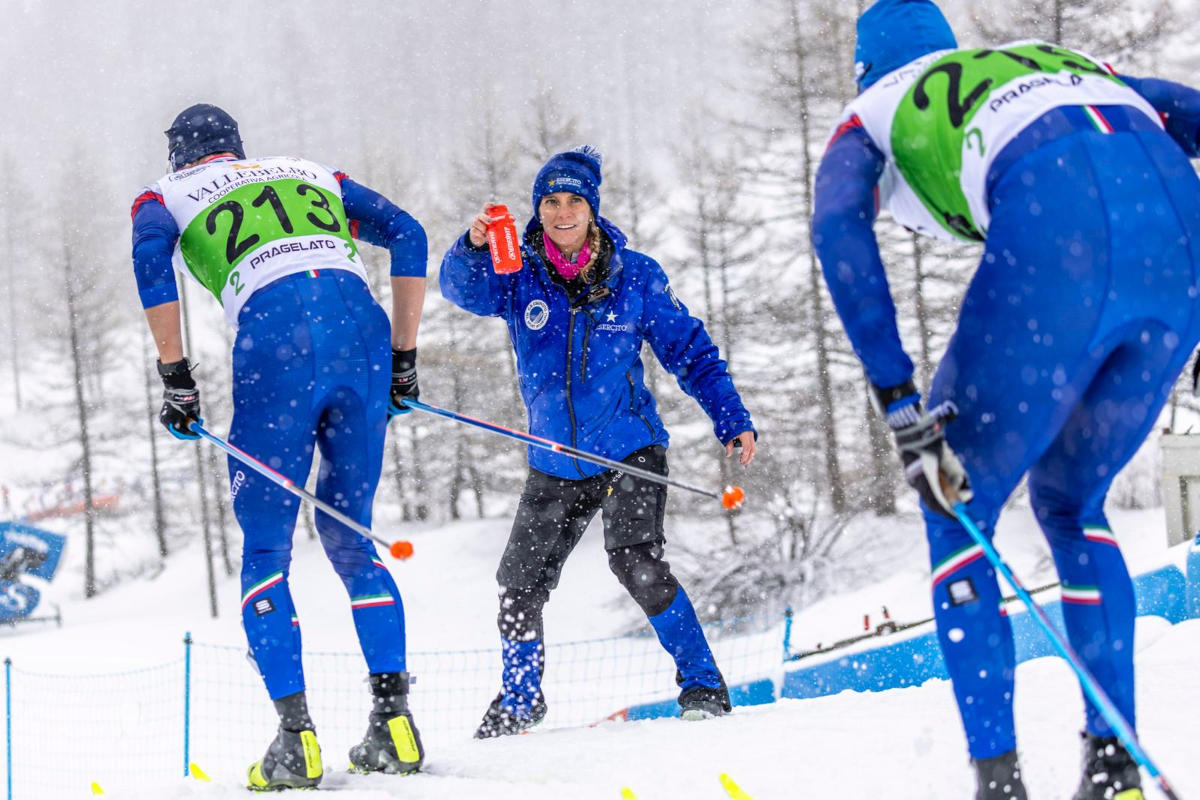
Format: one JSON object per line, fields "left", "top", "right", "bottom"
{"left": 157, "top": 358, "right": 202, "bottom": 440}
{"left": 389, "top": 348, "right": 418, "bottom": 418}
{"left": 874, "top": 381, "right": 972, "bottom": 519}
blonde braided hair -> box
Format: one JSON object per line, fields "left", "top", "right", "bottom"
{"left": 578, "top": 220, "right": 603, "bottom": 284}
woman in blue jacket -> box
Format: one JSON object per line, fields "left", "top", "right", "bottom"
{"left": 440, "top": 146, "right": 756, "bottom": 736}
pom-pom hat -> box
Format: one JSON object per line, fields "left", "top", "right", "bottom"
{"left": 531, "top": 145, "right": 603, "bottom": 219}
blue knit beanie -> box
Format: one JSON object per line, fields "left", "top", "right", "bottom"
{"left": 531, "top": 145, "right": 603, "bottom": 219}
{"left": 855, "top": 0, "right": 957, "bottom": 91}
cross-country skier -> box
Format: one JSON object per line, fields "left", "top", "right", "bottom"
{"left": 440, "top": 146, "right": 757, "bottom": 736}
{"left": 131, "top": 104, "right": 429, "bottom": 790}
{"left": 813, "top": 2, "right": 1200, "bottom": 798}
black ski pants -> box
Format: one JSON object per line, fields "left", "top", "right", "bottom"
{"left": 495, "top": 445, "right": 680, "bottom": 641}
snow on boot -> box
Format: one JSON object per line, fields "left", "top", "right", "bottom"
{"left": 247, "top": 727, "right": 323, "bottom": 791}
{"left": 349, "top": 672, "right": 425, "bottom": 775}
{"left": 649, "top": 588, "right": 726, "bottom": 718}
{"left": 679, "top": 684, "right": 731, "bottom": 720}
{"left": 247, "top": 691, "right": 322, "bottom": 791}
{"left": 1072, "top": 733, "right": 1144, "bottom": 800}
{"left": 475, "top": 636, "right": 547, "bottom": 738}
{"left": 972, "top": 750, "right": 1028, "bottom": 800}
{"left": 474, "top": 691, "right": 548, "bottom": 739}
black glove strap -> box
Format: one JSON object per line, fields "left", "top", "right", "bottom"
{"left": 392, "top": 348, "right": 417, "bottom": 374}
{"left": 870, "top": 379, "right": 919, "bottom": 414}
{"left": 157, "top": 358, "right": 196, "bottom": 390}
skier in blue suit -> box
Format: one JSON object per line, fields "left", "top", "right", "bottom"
{"left": 813, "top": 2, "right": 1200, "bottom": 798}
{"left": 131, "top": 104, "right": 428, "bottom": 789}
{"left": 440, "top": 146, "right": 757, "bottom": 736}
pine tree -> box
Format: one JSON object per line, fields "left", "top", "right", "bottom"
{"left": 737, "top": 0, "right": 861, "bottom": 512}
{"left": 668, "top": 125, "right": 760, "bottom": 546}
{"left": 971, "top": 0, "right": 1172, "bottom": 64}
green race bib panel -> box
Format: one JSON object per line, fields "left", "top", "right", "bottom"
{"left": 838, "top": 41, "right": 1162, "bottom": 241}
{"left": 144, "top": 157, "right": 366, "bottom": 326}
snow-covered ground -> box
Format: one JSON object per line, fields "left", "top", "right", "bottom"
{"left": 0, "top": 498, "right": 1197, "bottom": 799}
{"left": 95, "top": 621, "right": 1197, "bottom": 800}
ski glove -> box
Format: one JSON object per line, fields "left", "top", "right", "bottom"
{"left": 874, "top": 382, "right": 972, "bottom": 519}
{"left": 389, "top": 348, "right": 418, "bottom": 418}
{"left": 157, "top": 358, "right": 202, "bottom": 441}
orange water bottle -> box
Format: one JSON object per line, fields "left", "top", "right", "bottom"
{"left": 485, "top": 204, "right": 523, "bottom": 274}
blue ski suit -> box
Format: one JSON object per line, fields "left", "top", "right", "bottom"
{"left": 814, "top": 5, "right": 1200, "bottom": 762}
{"left": 132, "top": 165, "right": 427, "bottom": 699}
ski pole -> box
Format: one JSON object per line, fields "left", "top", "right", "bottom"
{"left": 189, "top": 423, "right": 414, "bottom": 561}
{"left": 951, "top": 503, "right": 1180, "bottom": 800}
{"left": 401, "top": 398, "right": 746, "bottom": 509}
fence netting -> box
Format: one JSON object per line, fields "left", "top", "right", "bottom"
{"left": 3, "top": 618, "right": 783, "bottom": 798}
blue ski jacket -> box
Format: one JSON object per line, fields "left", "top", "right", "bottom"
{"left": 439, "top": 218, "right": 755, "bottom": 479}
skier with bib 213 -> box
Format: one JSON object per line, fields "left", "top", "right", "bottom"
{"left": 131, "top": 104, "right": 429, "bottom": 790}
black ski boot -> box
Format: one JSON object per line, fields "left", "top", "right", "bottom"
{"left": 679, "top": 685, "right": 731, "bottom": 720}
{"left": 247, "top": 692, "right": 323, "bottom": 791}
{"left": 1072, "top": 732, "right": 1144, "bottom": 800}
{"left": 349, "top": 672, "right": 425, "bottom": 775}
{"left": 677, "top": 670, "right": 731, "bottom": 720}
{"left": 474, "top": 691, "right": 548, "bottom": 739}
{"left": 972, "top": 750, "right": 1028, "bottom": 800}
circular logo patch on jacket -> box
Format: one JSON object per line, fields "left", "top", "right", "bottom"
{"left": 524, "top": 300, "right": 550, "bottom": 331}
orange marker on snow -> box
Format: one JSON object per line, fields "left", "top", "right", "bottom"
{"left": 721, "top": 485, "right": 745, "bottom": 510}
{"left": 389, "top": 540, "right": 414, "bottom": 560}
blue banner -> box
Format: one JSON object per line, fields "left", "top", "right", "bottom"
{"left": 0, "top": 523, "right": 67, "bottom": 623}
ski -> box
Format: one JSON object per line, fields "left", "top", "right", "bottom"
{"left": 721, "top": 773, "right": 755, "bottom": 800}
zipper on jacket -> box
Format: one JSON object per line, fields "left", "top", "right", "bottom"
{"left": 581, "top": 315, "right": 593, "bottom": 382}
{"left": 566, "top": 308, "right": 586, "bottom": 477}
{"left": 627, "top": 372, "right": 656, "bottom": 435}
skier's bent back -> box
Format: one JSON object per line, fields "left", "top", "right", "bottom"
{"left": 813, "top": 2, "right": 1200, "bottom": 798}
{"left": 131, "top": 104, "right": 428, "bottom": 790}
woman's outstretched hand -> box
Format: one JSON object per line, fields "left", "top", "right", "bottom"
{"left": 725, "top": 430, "right": 756, "bottom": 466}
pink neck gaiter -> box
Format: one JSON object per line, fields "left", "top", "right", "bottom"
{"left": 543, "top": 234, "right": 591, "bottom": 281}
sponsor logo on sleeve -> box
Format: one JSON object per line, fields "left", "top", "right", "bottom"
{"left": 666, "top": 285, "right": 681, "bottom": 310}
{"left": 230, "top": 470, "right": 246, "bottom": 500}
{"left": 948, "top": 578, "right": 979, "bottom": 606}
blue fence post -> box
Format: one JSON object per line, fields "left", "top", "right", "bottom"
{"left": 1188, "top": 532, "right": 1200, "bottom": 619}
{"left": 781, "top": 605, "right": 794, "bottom": 662}
{"left": 5, "top": 657, "right": 11, "bottom": 800}
{"left": 183, "top": 632, "right": 192, "bottom": 778}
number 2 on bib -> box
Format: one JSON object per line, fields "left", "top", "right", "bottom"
{"left": 204, "top": 181, "right": 343, "bottom": 266}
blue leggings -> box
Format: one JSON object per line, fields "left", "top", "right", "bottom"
{"left": 229, "top": 271, "right": 405, "bottom": 699}
{"left": 925, "top": 125, "right": 1200, "bottom": 758}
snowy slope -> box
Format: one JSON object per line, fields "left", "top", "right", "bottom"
{"left": 1, "top": 501, "right": 1197, "bottom": 798}
{"left": 26, "top": 620, "right": 1200, "bottom": 799}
